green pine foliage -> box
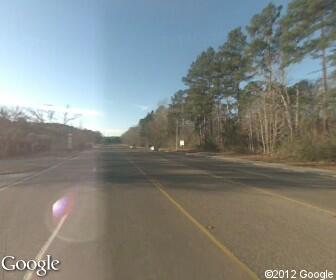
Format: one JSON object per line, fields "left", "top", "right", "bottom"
{"left": 122, "top": 0, "right": 336, "bottom": 161}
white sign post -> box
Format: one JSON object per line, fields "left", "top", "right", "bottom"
{"left": 67, "top": 132, "right": 73, "bottom": 150}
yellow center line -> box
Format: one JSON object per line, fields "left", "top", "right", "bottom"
{"left": 127, "top": 158, "right": 260, "bottom": 280}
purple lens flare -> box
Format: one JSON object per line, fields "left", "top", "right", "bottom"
{"left": 52, "top": 194, "right": 74, "bottom": 222}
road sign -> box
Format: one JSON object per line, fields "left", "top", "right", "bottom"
{"left": 179, "top": 140, "right": 184, "bottom": 147}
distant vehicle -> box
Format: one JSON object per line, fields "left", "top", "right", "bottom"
{"left": 129, "top": 145, "right": 136, "bottom": 149}
{"left": 149, "top": 145, "right": 157, "bottom": 151}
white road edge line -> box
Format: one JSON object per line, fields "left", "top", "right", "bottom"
{"left": 23, "top": 214, "right": 68, "bottom": 280}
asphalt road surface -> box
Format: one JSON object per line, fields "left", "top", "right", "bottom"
{"left": 0, "top": 145, "right": 335, "bottom": 280}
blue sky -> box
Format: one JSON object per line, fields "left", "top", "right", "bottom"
{"left": 0, "top": 0, "right": 321, "bottom": 136}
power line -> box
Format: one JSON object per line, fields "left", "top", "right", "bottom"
{"left": 306, "top": 64, "right": 335, "bottom": 75}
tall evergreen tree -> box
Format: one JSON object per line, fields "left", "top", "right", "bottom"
{"left": 169, "top": 90, "right": 187, "bottom": 121}
{"left": 281, "top": 0, "right": 336, "bottom": 131}
{"left": 217, "top": 27, "right": 250, "bottom": 116}
{"left": 281, "top": 0, "right": 335, "bottom": 70}
{"left": 139, "top": 111, "right": 154, "bottom": 146}
{"left": 168, "top": 90, "right": 187, "bottom": 146}
{"left": 246, "top": 4, "right": 283, "bottom": 153}
{"left": 247, "top": 3, "right": 282, "bottom": 84}
{"left": 183, "top": 48, "right": 217, "bottom": 145}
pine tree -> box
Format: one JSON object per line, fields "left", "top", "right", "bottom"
{"left": 217, "top": 27, "right": 250, "bottom": 117}
{"left": 247, "top": 3, "right": 282, "bottom": 84}
{"left": 280, "top": 0, "right": 336, "bottom": 131}
{"left": 183, "top": 48, "right": 217, "bottom": 146}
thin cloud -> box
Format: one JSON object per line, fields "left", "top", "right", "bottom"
{"left": 134, "top": 104, "right": 149, "bottom": 111}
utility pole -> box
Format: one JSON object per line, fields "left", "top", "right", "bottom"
{"left": 67, "top": 131, "right": 73, "bottom": 151}
{"left": 175, "top": 119, "right": 179, "bottom": 151}
{"left": 181, "top": 101, "right": 184, "bottom": 141}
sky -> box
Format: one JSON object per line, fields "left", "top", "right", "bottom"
{"left": 0, "top": 0, "right": 321, "bottom": 136}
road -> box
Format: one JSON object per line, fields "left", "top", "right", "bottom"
{"left": 0, "top": 145, "right": 335, "bottom": 279}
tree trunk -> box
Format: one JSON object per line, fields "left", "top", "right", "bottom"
{"left": 217, "top": 102, "right": 222, "bottom": 148}
{"left": 295, "top": 87, "right": 300, "bottom": 133}
{"left": 321, "top": 46, "right": 329, "bottom": 133}
{"left": 248, "top": 112, "right": 254, "bottom": 152}
{"left": 258, "top": 111, "right": 266, "bottom": 154}
{"left": 280, "top": 90, "right": 293, "bottom": 141}
{"left": 263, "top": 94, "right": 270, "bottom": 154}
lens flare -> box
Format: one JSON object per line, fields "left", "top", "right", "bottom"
{"left": 52, "top": 195, "right": 74, "bottom": 222}
{"left": 49, "top": 190, "right": 104, "bottom": 243}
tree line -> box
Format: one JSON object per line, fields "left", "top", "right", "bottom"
{"left": 122, "top": 0, "right": 336, "bottom": 161}
{"left": 0, "top": 106, "right": 102, "bottom": 158}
